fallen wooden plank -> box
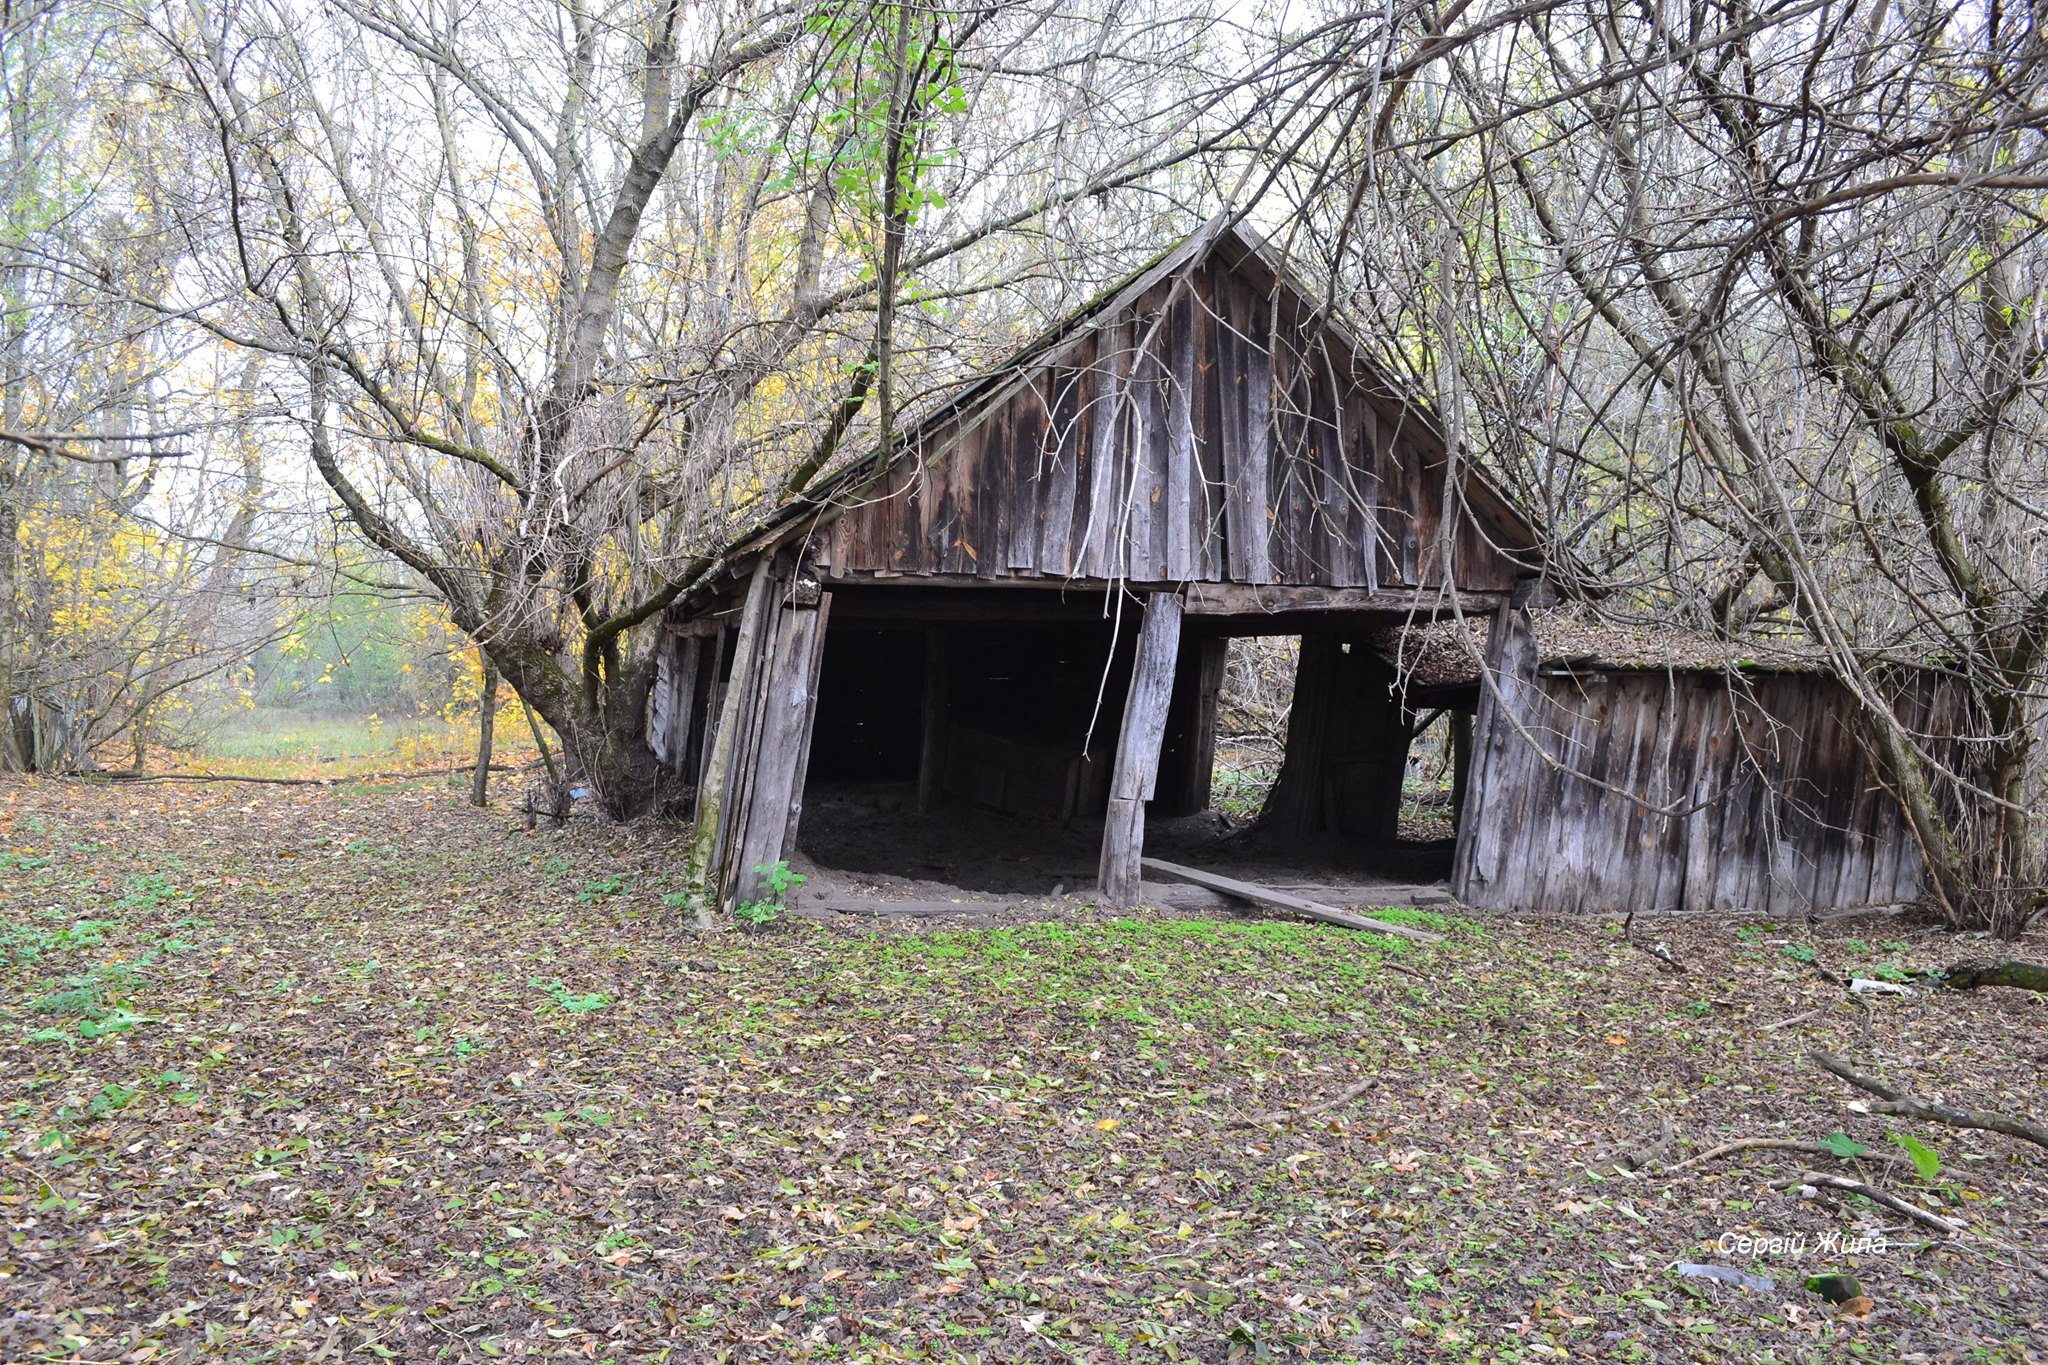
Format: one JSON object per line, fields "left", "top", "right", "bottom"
{"left": 1146, "top": 881, "right": 1455, "bottom": 917}
{"left": 1268, "top": 882, "right": 1457, "bottom": 908}
{"left": 1139, "top": 858, "right": 1445, "bottom": 942}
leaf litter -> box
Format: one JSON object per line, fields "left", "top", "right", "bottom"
{"left": 1, "top": 776, "right": 2043, "bottom": 1362}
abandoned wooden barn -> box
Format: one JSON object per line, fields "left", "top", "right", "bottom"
{"left": 647, "top": 220, "right": 1931, "bottom": 917}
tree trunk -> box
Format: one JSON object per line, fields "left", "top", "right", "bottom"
{"left": 470, "top": 655, "right": 498, "bottom": 807}
{"left": 481, "top": 636, "right": 666, "bottom": 821}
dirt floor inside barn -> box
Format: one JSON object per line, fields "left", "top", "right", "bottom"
{"left": 2, "top": 776, "right": 2044, "bottom": 1363}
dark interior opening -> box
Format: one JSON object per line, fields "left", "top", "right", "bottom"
{"left": 806, "top": 627, "right": 925, "bottom": 783}
{"left": 796, "top": 601, "right": 1472, "bottom": 895}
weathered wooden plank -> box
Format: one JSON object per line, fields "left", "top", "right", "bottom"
{"left": 1239, "top": 283, "right": 1276, "bottom": 585}
{"left": 1449, "top": 606, "right": 1537, "bottom": 905}
{"left": 1164, "top": 291, "right": 1197, "bottom": 580}
{"left": 717, "top": 588, "right": 786, "bottom": 901}
{"left": 1098, "top": 593, "right": 1184, "bottom": 906}
{"left": 730, "top": 596, "right": 831, "bottom": 907}
{"left": 690, "top": 560, "right": 775, "bottom": 891}
{"left": 1037, "top": 364, "right": 1083, "bottom": 575}
{"left": 1678, "top": 685, "right": 1727, "bottom": 913}
{"left": 1215, "top": 279, "right": 1252, "bottom": 582}
{"left": 1140, "top": 858, "right": 1444, "bottom": 941}
{"left": 649, "top": 635, "right": 680, "bottom": 768}
{"left": 1004, "top": 388, "right": 1046, "bottom": 572}
{"left": 1183, "top": 583, "right": 1506, "bottom": 616}
{"left": 1653, "top": 676, "right": 1702, "bottom": 914}
{"left": 1188, "top": 269, "right": 1226, "bottom": 580}
{"left": 651, "top": 634, "right": 703, "bottom": 775}
{"left": 1078, "top": 321, "right": 1127, "bottom": 579}
{"left": 781, "top": 594, "right": 832, "bottom": 851}
{"left": 1146, "top": 878, "right": 1457, "bottom": 915}
{"left": 1130, "top": 318, "right": 1168, "bottom": 580}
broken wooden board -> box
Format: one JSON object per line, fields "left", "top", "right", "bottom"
{"left": 1139, "top": 857, "right": 1446, "bottom": 942}
{"left": 1146, "top": 881, "right": 1455, "bottom": 917}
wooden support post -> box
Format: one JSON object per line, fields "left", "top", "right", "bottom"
{"left": 917, "top": 627, "right": 950, "bottom": 813}
{"left": 1259, "top": 635, "right": 1341, "bottom": 845}
{"left": 1334, "top": 646, "right": 1410, "bottom": 843}
{"left": 688, "top": 561, "right": 774, "bottom": 895}
{"left": 1098, "top": 592, "right": 1184, "bottom": 906}
{"left": 1448, "top": 709, "right": 1472, "bottom": 829}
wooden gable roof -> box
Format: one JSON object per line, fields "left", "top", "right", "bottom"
{"left": 691, "top": 219, "right": 1541, "bottom": 605}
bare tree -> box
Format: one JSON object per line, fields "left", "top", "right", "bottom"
{"left": 3, "top": 0, "right": 277, "bottom": 771}
{"left": 1262, "top": 0, "right": 2048, "bottom": 934}
{"left": 140, "top": 0, "right": 1248, "bottom": 815}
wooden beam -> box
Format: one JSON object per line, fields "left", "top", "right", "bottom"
{"left": 1183, "top": 584, "right": 1506, "bottom": 617}
{"left": 1097, "top": 592, "right": 1184, "bottom": 906}
{"left": 1144, "top": 878, "right": 1456, "bottom": 915}
{"left": 1140, "top": 858, "right": 1445, "bottom": 941}
{"left": 823, "top": 585, "right": 1132, "bottom": 625}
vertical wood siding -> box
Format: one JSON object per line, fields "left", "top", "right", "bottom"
{"left": 1459, "top": 666, "right": 1929, "bottom": 914}
{"left": 809, "top": 256, "right": 1519, "bottom": 592}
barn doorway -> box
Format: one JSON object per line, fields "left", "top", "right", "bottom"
{"left": 796, "top": 606, "right": 1141, "bottom": 897}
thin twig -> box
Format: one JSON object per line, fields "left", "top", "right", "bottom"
{"left": 1622, "top": 910, "right": 1687, "bottom": 974}
{"left": 1664, "top": 1137, "right": 1904, "bottom": 1173}
{"left": 1782, "top": 1170, "right": 1966, "bottom": 1236}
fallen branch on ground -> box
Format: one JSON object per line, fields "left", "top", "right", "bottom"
{"left": 1780, "top": 1170, "right": 1966, "bottom": 1236}
{"left": 1809, "top": 1052, "right": 2048, "bottom": 1152}
{"left": 1229, "top": 1078, "right": 1374, "bottom": 1128}
{"left": 1935, "top": 959, "right": 2048, "bottom": 995}
{"left": 1621, "top": 910, "right": 1686, "bottom": 974}
{"left": 1760, "top": 1005, "right": 1834, "bottom": 1031}
{"left": 76, "top": 760, "right": 538, "bottom": 788}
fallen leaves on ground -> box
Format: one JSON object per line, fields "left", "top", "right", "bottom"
{"left": 1, "top": 776, "right": 2043, "bottom": 1362}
